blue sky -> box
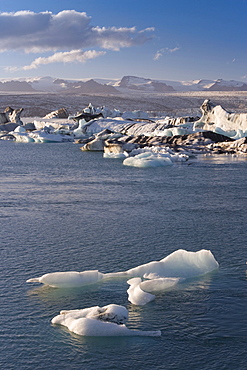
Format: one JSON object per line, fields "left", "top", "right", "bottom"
{"left": 0, "top": 0, "right": 246, "bottom": 82}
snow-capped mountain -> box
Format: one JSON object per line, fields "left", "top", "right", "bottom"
{"left": 115, "top": 76, "right": 247, "bottom": 92}
{"left": 0, "top": 75, "right": 247, "bottom": 93}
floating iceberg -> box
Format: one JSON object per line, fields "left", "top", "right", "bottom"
{"left": 51, "top": 304, "right": 161, "bottom": 337}
{"left": 27, "top": 250, "right": 219, "bottom": 306}
{"left": 26, "top": 270, "right": 104, "bottom": 288}
{"left": 123, "top": 249, "right": 219, "bottom": 304}
{"left": 127, "top": 277, "right": 156, "bottom": 305}
{"left": 27, "top": 249, "right": 218, "bottom": 286}
{"left": 124, "top": 249, "right": 219, "bottom": 279}
{"left": 123, "top": 152, "right": 174, "bottom": 168}
{"left": 193, "top": 99, "right": 247, "bottom": 139}
{"left": 127, "top": 277, "right": 182, "bottom": 305}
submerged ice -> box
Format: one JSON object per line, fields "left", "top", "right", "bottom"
{"left": 51, "top": 303, "right": 161, "bottom": 337}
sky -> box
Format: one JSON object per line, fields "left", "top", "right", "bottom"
{"left": 0, "top": 0, "right": 246, "bottom": 82}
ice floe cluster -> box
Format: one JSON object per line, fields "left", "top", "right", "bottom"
{"left": 1, "top": 101, "right": 247, "bottom": 160}
{"left": 27, "top": 249, "right": 219, "bottom": 337}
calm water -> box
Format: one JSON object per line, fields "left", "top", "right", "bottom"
{"left": 1, "top": 141, "right": 246, "bottom": 370}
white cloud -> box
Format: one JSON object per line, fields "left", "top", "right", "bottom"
{"left": 153, "top": 46, "right": 180, "bottom": 60}
{"left": 153, "top": 48, "right": 165, "bottom": 60}
{"left": 0, "top": 10, "right": 154, "bottom": 53}
{"left": 167, "top": 46, "right": 180, "bottom": 53}
{"left": 6, "top": 49, "right": 106, "bottom": 71}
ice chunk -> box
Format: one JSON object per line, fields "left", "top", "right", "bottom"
{"left": 54, "top": 304, "right": 128, "bottom": 325}
{"left": 123, "top": 152, "right": 173, "bottom": 168}
{"left": 51, "top": 304, "right": 161, "bottom": 337}
{"left": 127, "top": 278, "right": 156, "bottom": 305}
{"left": 26, "top": 270, "right": 104, "bottom": 288}
{"left": 103, "top": 152, "right": 128, "bottom": 159}
{"left": 127, "top": 277, "right": 182, "bottom": 305}
{"left": 14, "top": 125, "right": 26, "bottom": 133}
{"left": 126, "top": 249, "right": 219, "bottom": 279}
{"left": 27, "top": 250, "right": 219, "bottom": 289}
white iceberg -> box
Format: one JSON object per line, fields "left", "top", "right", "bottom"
{"left": 123, "top": 152, "right": 173, "bottom": 168}
{"left": 27, "top": 249, "right": 218, "bottom": 288}
{"left": 127, "top": 277, "right": 156, "bottom": 305}
{"left": 193, "top": 99, "right": 247, "bottom": 139}
{"left": 122, "top": 147, "right": 189, "bottom": 168}
{"left": 26, "top": 270, "right": 104, "bottom": 288}
{"left": 28, "top": 130, "right": 73, "bottom": 143}
{"left": 127, "top": 277, "right": 183, "bottom": 305}
{"left": 51, "top": 304, "right": 161, "bottom": 337}
{"left": 124, "top": 249, "right": 219, "bottom": 279}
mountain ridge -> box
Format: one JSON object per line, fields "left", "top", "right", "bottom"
{"left": 1, "top": 75, "right": 247, "bottom": 93}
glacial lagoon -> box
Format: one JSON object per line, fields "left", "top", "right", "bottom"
{"left": 1, "top": 140, "right": 247, "bottom": 369}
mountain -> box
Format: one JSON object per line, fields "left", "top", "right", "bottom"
{"left": 117, "top": 75, "right": 175, "bottom": 92}
{"left": 27, "top": 76, "right": 119, "bottom": 94}
{"left": 0, "top": 80, "right": 35, "bottom": 92}
{"left": 1, "top": 75, "right": 247, "bottom": 93}
{"left": 206, "top": 79, "right": 247, "bottom": 91}
{"left": 58, "top": 79, "right": 119, "bottom": 94}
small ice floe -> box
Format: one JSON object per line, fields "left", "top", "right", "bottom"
{"left": 51, "top": 304, "right": 161, "bottom": 337}
{"left": 28, "top": 130, "right": 73, "bottom": 143}
{"left": 127, "top": 277, "right": 183, "bottom": 305}
{"left": 9, "top": 125, "right": 73, "bottom": 143}
{"left": 27, "top": 249, "right": 219, "bottom": 294}
{"left": 26, "top": 270, "right": 104, "bottom": 288}
{"left": 124, "top": 249, "right": 218, "bottom": 305}
{"left": 124, "top": 249, "right": 219, "bottom": 279}
{"left": 103, "top": 152, "right": 128, "bottom": 159}
{"left": 127, "top": 278, "right": 156, "bottom": 305}
{"left": 123, "top": 152, "right": 174, "bottom": 168}
{"left": 9, "top": 126, "right": 35, "bottom": 143}
{"left": 122, "top": 147, "right": 189, "bottom": 168}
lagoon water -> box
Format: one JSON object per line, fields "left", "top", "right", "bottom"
{"left": 1, "top": 141, "right": 246, "bottom": 369}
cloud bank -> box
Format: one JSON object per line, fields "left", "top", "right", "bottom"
{"left": 0, "top": 10, "right": 154, "bottom": 71}
{"left": 0, "top": 10, "right": 154, "bottom": 53}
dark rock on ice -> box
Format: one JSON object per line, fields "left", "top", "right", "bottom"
{"left": 43, "top": 108, "right": 69, "bottom": 119}
{"left": 0, "top": 122, "right": 18, "bottom": 133}
{"left": 0, "top": 107, "right": 24, "bottom": 125}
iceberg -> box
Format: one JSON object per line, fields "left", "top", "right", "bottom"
{"left": 127, "top": 277, "right": 183, "bottom": 305}
{"left": 127, "top": 277, "right": 156, "bottom": 305}
{"left": 123, "top": 152, "right": 174, "bottom": 168}
{"left": 26, "top": 270, "right": 104, "bottom": 288}
{"left": 27, "top": 249, "right": 218, "bottom": 287}
{"left": 194, "top": 99, "right": 247, "bottom": 139}
{"left": 123, "top": 249, "right": 219, "bottom": 304}
{"left": 51, "top": 304, "right": 161, "bottom": 337}
{"left": 124, "top": 249, "right": 219, "bottom": 279}
{"left": 27, "top": 250, "right": 219, "bottom": 305}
